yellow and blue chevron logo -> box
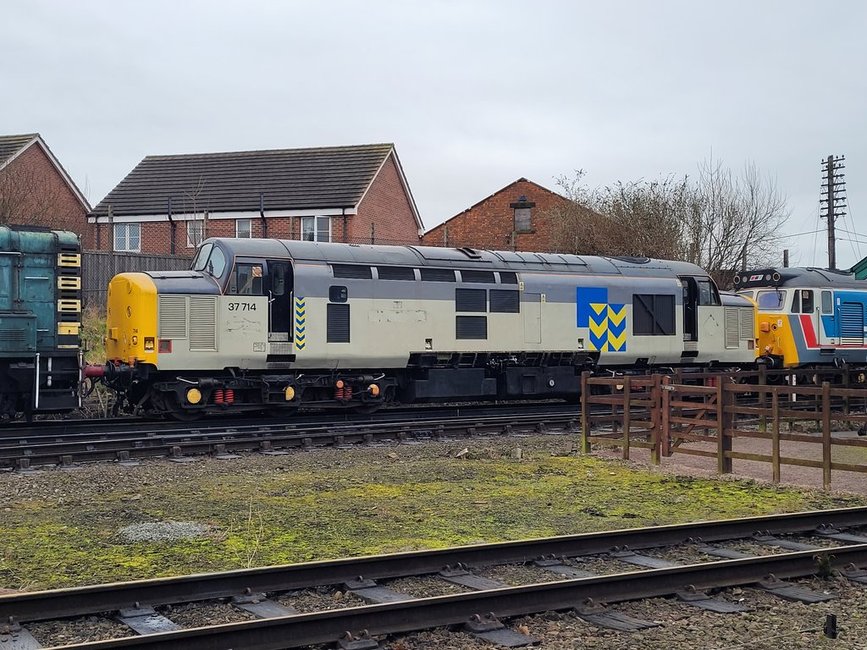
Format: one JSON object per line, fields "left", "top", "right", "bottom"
{"left": 294, "top": 296, "right": 306, "bottom": 350}
{"left": 577, "top": 287, "right": 627, "bottom": 352}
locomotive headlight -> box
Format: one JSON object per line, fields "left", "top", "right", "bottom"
{"left": 284, "top": 386, "right": 296, "bottom": 401}
{"left": 186, "top": 388, "right": 203, "bottom": 404}
{"left": 131, "top": 335, "right": 139, "bottom": 346}
{"left": 144, "top": 337, "right": 155, "bottom": 351}
{"left": 368, "top": 383, "right": 380, "bottom": 397}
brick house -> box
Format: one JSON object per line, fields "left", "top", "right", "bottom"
{"left": 421, "top": 178, "right": 576, "bottom": 253}
{"left": 88, "top": 143, "right": 423, "bottom": 255}
{"left": 0, "top": 133, "right": 92, "bottom": 246}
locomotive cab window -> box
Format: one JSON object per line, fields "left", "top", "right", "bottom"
{"left": 192, "top": 243, "right": 213, "bottom": 271}
{"left": 697, "top": 279, "right": 720, "bottom": 306}
{"left": 757, "top": 290, "right": 786, "bottom": 311}
{"left": 229, "top": 263, "right": 263, "bottom": 295}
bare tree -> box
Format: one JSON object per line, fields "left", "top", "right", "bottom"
{"left": 549, "top": 159, "right": 789, "bottom": 284}
{"left": 0, "top": 159, "right": 65, "bottom": 228}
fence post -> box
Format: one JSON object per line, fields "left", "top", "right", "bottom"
{"left": 771, "top": 390, "right": 780, "bottom": 484}
{"left": 580, "top": 371, "right": 591, "bottom": 454}
{"left": 717, "top": 382, "right": 733, "bottom": 474}
{"left": 622, "top": 377, "right": 631, "bottom": 460}
{"left": 650, "top": 374, "right": 661, "bottom": 465}
{"left": 660, "top": 375, "right": 671, "bottom": 458}
{"left": 758, "top": 365, "right": 767, "bottom": 433}
{"left": 822, "top": 381, "right": 832, "bottom": 490}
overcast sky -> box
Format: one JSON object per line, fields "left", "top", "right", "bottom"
{"left": 3, "top": 1, "right": 865, "bottom": 267}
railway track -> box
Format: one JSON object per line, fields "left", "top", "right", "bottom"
{"left": 4, "top": 507, "right": 867, "bottom": 648}
{"left": 0, "top": 404, "right": 581, "bottom": 470}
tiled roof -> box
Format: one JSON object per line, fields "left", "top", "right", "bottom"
{"left": 0, "top": 134, "right": 38, "bottom": 167}
{"left": 91, "top": 143, "right": 396, "bottom": 217}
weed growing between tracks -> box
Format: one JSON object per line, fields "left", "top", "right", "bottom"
{"left": 0, "top": 436, "right": 863, "bottom": 590}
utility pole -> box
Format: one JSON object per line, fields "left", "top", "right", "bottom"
{"left": 820, "top": 154, "right": 846, "bottom": 270}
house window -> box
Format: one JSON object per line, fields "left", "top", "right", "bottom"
{"left": 301, "top": 216, "right": 331, "bottom": 242}
{"left": 510, "top": 195, "right": 536, "bottom": 233}
{"left": 187, "top": 220, "right": 204, "bottom": 248}
{"left": 236, "top": 219, "right": 252, "bottom": 238}
{"left": 113, "top": 223, "right": 141, "bottom": 252}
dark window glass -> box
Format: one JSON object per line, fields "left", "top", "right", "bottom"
{"left": 456, "top": 288, "right": 487, "bottom": 312}
{"left": 456, "top": 315, "right": 487, "bottom": 339}
{"left": 802, "top": 289, "right": 815, "bottom": 313}
{"left": 327, "top": 304, "right": 350, "bottom": 342}
{"left": 791, "top": 290, "right": 801, "bottom": 313}
{"left": 229, "top": 263, "right": 263, "bottom": 295}
{"left": 633, "top": 294, "right": 676, "bottom": 335}
{"left": 822, "top": 290, "right": 833, "bottom": 314}
{"left": 697, "top": 279, "right": 720, "bottom": 306}
{"left": 329, "top": 286, "right": 347, "bottom": 302}
{"left": 332, "top": 264, "right": 372, "bottom": 279}
{"left": 757, "top": 290, "right": 786, "bottom": 310}
{"left": 420, "top": 268, "right": 456, "bottom": 282}
{"left": 271, "top": 264, "right": 286, "bottom": 296}
{"left": 461, "top": 270, "right": 496, "bottom": 283}
{"left": 499, "top": 271, "right": 518, "bottom": 284}
{"left": 490, "top": 289, "right": 520, "bottom": 313}
{"left": 377, "top": 266, "right": 415, "bottom": 280}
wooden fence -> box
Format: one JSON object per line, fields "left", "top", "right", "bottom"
{"left": 580, "top": 370, "right": 867, "bottom": 489}
{"left": 82, "top": 251, "right": 192, "bottom": 310}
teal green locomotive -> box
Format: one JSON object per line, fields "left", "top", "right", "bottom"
{"left": 0, "top": 226, "right": 81, "bottom": 419}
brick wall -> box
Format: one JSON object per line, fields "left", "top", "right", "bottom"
{"left": 0, "top": 144, "right": 92, "bottom": 247}
{"left": 352, "top": 153, "right": 420, "bottom": 245}
{"left": 421, "top": 178, "right": 572, "bottom": 253}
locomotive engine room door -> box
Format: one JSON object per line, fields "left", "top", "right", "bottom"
{"left": 267, "top": 260, "right": 292, "bottom": 341}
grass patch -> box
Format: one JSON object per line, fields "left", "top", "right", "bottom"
{"left": 0, "top": 437, "right": 862, "bottom": 589}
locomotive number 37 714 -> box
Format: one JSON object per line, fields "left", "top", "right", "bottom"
{"left": 227, "top": 302, "right": 257, "bottom": 311}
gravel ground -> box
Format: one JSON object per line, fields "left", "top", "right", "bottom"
{"left": 6, "top": 434, "right": 867, "bottom": 648}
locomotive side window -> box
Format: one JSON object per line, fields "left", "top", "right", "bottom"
{"left": 791, "top": 290, "right": 801, "bottom": 313}
{"left": 498, "top": 271, "right": 519, "bottom": 284}
{"left": 822, "top": 291, "right": 833, "bottom": 314}
{"left": 229, "top": 263, "right": 263, "bottom": 295}
{"left": 329, "top": 286, "right": 348, "bottom": 302}
{"left": 633, "top": 294, "right": 675, "bottom": 335}
{"left": 757, "top": 290, "right": 786, "bottom": 310}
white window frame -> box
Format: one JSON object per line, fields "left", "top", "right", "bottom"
{"left": 300, "top": 216, "right": 331, "bottom": 242}
{"left": 113, "top": 223, "right": 141, "bottom": 252}
{"left": 236, "top": 218, "right": 252, "bottom": 238}
{"left": 186, "top": 220, "right": 204, "bottom": 248}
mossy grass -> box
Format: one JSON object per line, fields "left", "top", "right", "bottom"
{"left": 0, "top": 438, "right": 862, "bottom": 590}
